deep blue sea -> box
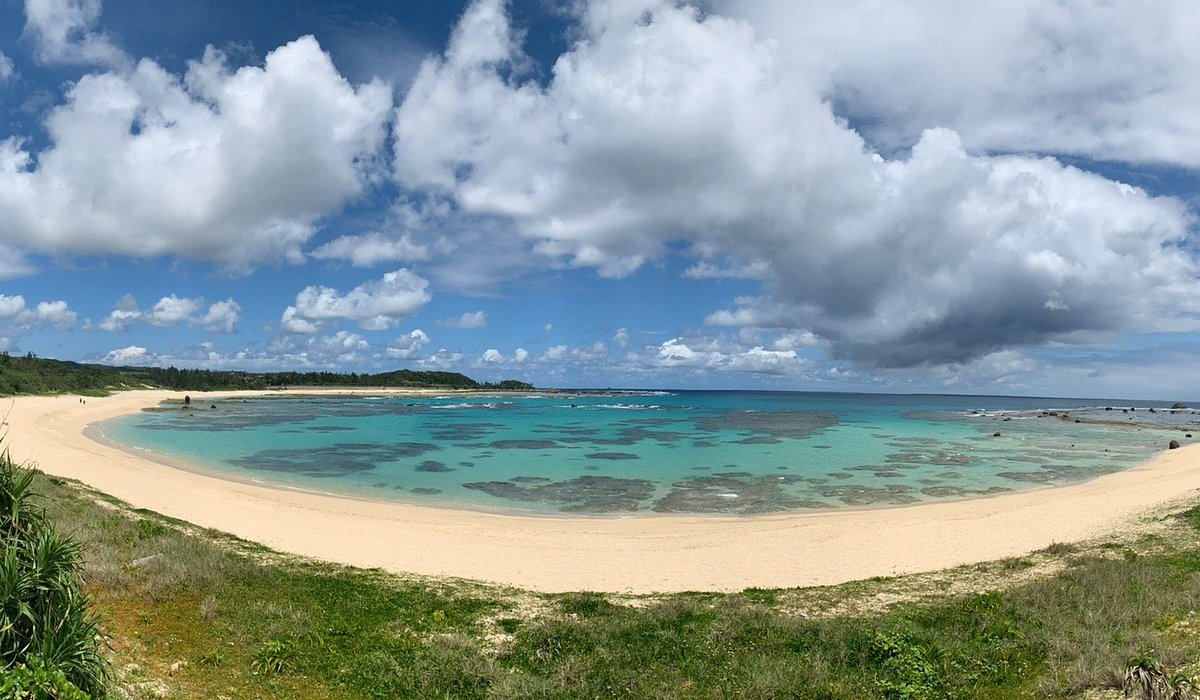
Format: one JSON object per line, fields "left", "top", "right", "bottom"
{"left": 98, "top": 391, "right": 1197, "bottom": 516}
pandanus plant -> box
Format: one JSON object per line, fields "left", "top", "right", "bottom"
{"left": 1, "top": 450, "right": 107, "bottom": 697}
{"left": 1124, "top": 653, "right": 1197, "bottom": 700}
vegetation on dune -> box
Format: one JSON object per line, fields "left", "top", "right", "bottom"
{"left": 0, "top": 352, "right": 534, "bottom": 396}
{"left": 7, "top": 458, "right": 1198, "bottom": 698}
{"left": 0, "top": 452, "right": 107, "bottom": 698}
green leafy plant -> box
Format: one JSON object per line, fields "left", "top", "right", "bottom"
{"left": 867, "top": 630, "right": 943, "bottom": 699}
{"left": 0, "top": 659, "right": 90, "bottom": 700}
{"left": 251, "top": 638, "right": 293, "bottom": 674}
{"left": 0, "top": 451, "right": 107, "bottom": 697}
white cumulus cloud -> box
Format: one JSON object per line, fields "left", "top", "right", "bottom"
{"left": 266, "top": 331, "right": 371, "bottom": 364}
{"left": 310, "top": 232, "right": 430, "bottom": 267}
{"left": 32, "top": 300, "right": 77, "bottom": 330}
{"left": 280, "top": 308, "right": 322, "bottom": 335}
{"left": 23, "top": 0, "right": 128, "bottom": 68}
{"left": 644, "top": 335, "right": 801, "bottom": 374}
{"left": 144, "top": 295, "right": 201, "bottom": 328}
{"left": 0, "top": 51, "right": 14, "bottom": 82}
{"left": 0, "top": 294, "right": 77, "bottom": 331}
{"left": 387, "top": 328, "right": 430, "bottom": 359}
{"left": 93, "top": 294, "right": 238, "bottom": 333}
{"left": 733, "top": 0, "right": 1200, "bottom": 168}
{"left": 393, "top": 0, "right": 1200, "bottom": 369}
{"left": 1, "top": 21, "right": 392, "bottom": 272}
{"left": 309, "top": 331, "right": 369, "bottom": 359}
{"left": 439, "top": 310, "right": 486, "bottom": 329}
{"left": 102, "top": 344, "right": 151, "bottom": 365}
{"left": 417, "top": 349, "right": 464, "bottom": 369}
{"left": 195, "top": 299, "right": 241, "bottom": 334}
{"left": 282, "top": 268, "right": 432, "bottom": 333}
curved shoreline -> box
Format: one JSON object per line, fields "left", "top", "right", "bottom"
{"left": 7, "top": 389, "right": 1200, "bottom": 593}
{"left": 85, "top": 400, "right": 1130, "bottom": 522}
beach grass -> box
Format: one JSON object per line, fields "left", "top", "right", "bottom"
{"left": 26, "top": 470, "right": 1200, "bottom": 698}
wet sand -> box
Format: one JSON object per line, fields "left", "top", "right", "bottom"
{"left": 6, "top": 389, "right": 1199, "bottom": 593}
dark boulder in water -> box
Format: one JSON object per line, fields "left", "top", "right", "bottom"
{"left": 1170, "top": 440, "right": 1181, "bottom": 449}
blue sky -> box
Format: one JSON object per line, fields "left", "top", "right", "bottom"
{"left": 1, "top": 0, "right": 1199, "bottom": 398}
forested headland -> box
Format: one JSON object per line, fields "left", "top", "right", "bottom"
{"left": 0, "top": 352, "right": 533, "bottom": 396}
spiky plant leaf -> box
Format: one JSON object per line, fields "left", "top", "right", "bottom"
{"left": 0, "top": 451, "right": 108, "bottom": 696}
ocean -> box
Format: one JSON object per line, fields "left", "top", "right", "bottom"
{"left": 97, "top": 391, "right": 1195, "bottom": 516}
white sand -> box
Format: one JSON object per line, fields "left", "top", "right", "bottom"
{"left": 6, "top": 389, "right": 1199, "bottom": 594}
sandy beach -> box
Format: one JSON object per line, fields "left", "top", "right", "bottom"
{"left": 4, "top": 389, "right": 1199, "bottom": 594}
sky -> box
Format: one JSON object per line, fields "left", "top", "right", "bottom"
{"left": 1, "top": 0, "right": 1199, "bottom": 398}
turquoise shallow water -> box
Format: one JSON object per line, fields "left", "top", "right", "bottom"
{"left": 98, "top": 391, "right": 1197, "bottom": 515}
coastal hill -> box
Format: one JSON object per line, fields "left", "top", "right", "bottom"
{"left": 0, "top": 352, "right": 533, "bottom": 395}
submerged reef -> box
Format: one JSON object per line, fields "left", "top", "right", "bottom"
{"left": 695, "top": 410, "right": 838, "bottom": 440}
{"left": 463, "top": 476, "right": 655, "bottom": 513}
{"left": 652, "top": 475, "right": 828, "bottom": 514}
{"left": 230, "top": 443, "right": 418, "bottom": 478}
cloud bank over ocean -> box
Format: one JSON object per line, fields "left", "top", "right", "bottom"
{"left": 0, "top": 0, "right": 1197, "bottom": 396}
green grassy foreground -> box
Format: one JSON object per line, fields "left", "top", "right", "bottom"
{"left": 21, "top": 469, "right": 1200, "bottom": 698}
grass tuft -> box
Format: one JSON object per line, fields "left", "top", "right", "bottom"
{"left": 1176, "top": 504, "right": 1200, "bottom": 531}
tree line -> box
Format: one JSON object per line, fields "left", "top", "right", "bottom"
{"left": 0, "top": 353, "right": 534, "bottom": 396}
